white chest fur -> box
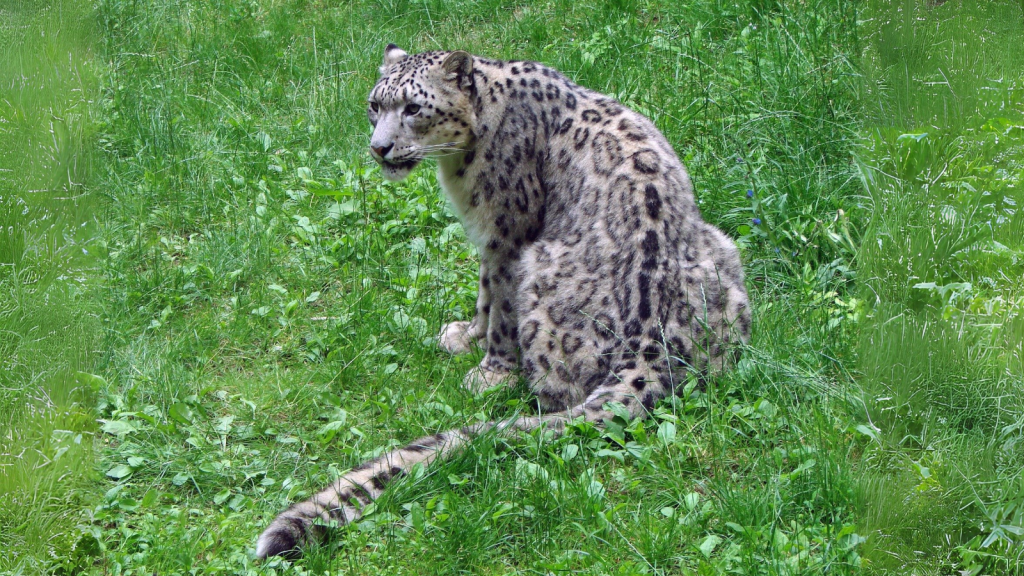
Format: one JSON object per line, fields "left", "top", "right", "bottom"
{"left": 437, "top": 154, "right": 490, "bottom": 249}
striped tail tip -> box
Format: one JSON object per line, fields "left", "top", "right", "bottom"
{"left": 256, "top": 515, "right": 316, "bottom": 559}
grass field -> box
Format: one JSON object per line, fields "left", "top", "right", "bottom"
{"left": 2, "top": 0, "right": 1023, "bottom": 574}
{"left": 0, "top": 1, "right": 102, "bottom": 573}
{"left": 854, "top": 2, "right": 1024, "bottom": 573}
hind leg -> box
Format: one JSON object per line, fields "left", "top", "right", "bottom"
{"left": 517, "top": 241, "right": 611, "bottom": 411}
{"left": 659, "top": 232, "right": 751, "bottom": 380}
{"left": 532, "top": 364, "right": 673, "bottom": 425}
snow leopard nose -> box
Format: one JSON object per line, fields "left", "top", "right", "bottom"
{"left": 371, "top": 143, "right": 393, "bottom": 159}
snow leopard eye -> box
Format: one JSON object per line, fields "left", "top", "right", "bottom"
{"left": 369, "top": 102, "right": 379, "bottom": 113}
{"left": 403, "top": 104, "right": 421, "bottom": 116}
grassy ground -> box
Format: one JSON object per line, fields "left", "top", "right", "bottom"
{"left": 87, "top": 0, "right": 863, "bottom": 574}
{"left": 0, "top": 1, "right": 103, "bottom": 573}
{"left": 3, "top": 0, "right": 1023, "bottom": 574}
{"left": 853, "top": 2, "right": 1024, "bottom": 573}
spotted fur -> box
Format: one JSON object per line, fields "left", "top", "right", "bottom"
{"left": 255, "top": 45, "right": 750, "bottom": 559}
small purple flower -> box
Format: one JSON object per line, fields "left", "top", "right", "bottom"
{"left": 736, "top": 156, "right": 744, "bottom": 163}
{"left": 752, "top": 218, "right": 761, "bottom": 226}
{"left": 746, "top": 189, "right": 754, "bottom": 198}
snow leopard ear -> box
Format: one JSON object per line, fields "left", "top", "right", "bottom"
{"left": 380, "top": 44, "right": 408, "bottom": 71}
{"left": 441, "top": 51, "right": 474, "bottom": 89}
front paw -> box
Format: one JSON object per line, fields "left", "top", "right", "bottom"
{"left": 463, "top": 365, "right": 515, "bottom": 394}
{"left": 438, "top": 321, "right": 481, "bottom": 355}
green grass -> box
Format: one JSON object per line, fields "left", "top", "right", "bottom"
{"left": 854, "top": 1, "right": 1024, "bottom": 573}
{"left": 5, "top": 0, "right": 1024, "bottom": 574}
{"left": 85, "top": 0, "right": 864, "bottom": 574}
{"left": 0, "top": 1, "right": 103, "bottom": 573}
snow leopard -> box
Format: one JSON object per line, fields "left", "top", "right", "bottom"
{"left": 256, "top": 44, "right": 750, "bottom": 559}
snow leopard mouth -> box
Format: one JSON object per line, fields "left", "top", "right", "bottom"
{"left": 377, "top": 156, "right": 421, "bottom": 180}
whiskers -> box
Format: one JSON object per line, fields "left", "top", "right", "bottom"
{"left": 416, "top": 142, "right": 466, "bottom": 158}
{"left": 376, "top": 142, "right": 467, "bottom": 167}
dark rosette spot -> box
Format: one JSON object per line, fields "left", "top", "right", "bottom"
{"left": 591, "top": 131, "right": 624, "bottom": 175}
{"left": 632, "top": 149, "right": 660, "bottom": 174}
{"left": 561, "top": 333, "right": 583, "bottom": 354}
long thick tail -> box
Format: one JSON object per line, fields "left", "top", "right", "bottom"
{"left": 255, "top": 367, "right": 668, "bottom": 559}
{"left": 255, "top": 412, "right": 575, "bottom": 558}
